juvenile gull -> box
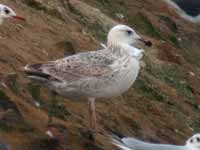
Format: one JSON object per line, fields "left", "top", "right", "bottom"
{"left": 112, "top": 133, "right": 200, "bottom": 150}
{"left": 0, "top": 4, "right": 25, "bottom": 25}
{"left": 24, "top": 24, "right": 152, "bottom": 130}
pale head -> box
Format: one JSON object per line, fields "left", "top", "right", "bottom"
{"left": 107, "top": 25, "right": 140, "bottom": 47}
{"left": 0, "top": 4, "right": 25, "bottom": 24}
{"left": 186, "top": 134, "right": 200, "bottom": 150}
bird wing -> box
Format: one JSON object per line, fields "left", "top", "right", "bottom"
{"left": 112, "top": 138, "right": 132, "bottom": 150}
{"left": 121, "top": 137, "right": 186, "bottom": 150}
{"left": 25, "top": 50, "right": 116, "bottom": 83}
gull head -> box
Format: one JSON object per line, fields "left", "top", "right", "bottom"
{"left": 107, "top": 24, "right": 152, "bottom": 48}
{"left": 186, "top": 134, "right": 200, "bottom": 150}
{"left": 0, "top": 4, "right": 25, "bottom": 24}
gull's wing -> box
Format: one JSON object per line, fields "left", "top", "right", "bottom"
{"left": 24, "top": 50, "right": 116, "bottom": 83}
{"left": 112, "top": 137, "right": 132, "bottom": 150}
{"left": 120, "top": 137, "right": 186, "bottom": 150}
{"left": 111, "top": 134, "right": 186, "bottom": 150}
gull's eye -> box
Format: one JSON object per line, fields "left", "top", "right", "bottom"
{"left": 126, "top": 30, "right": 133, "bottom": 35}
{"left": 190, "top": 139, "right": 193, "bottom": 143}
{"left": 197, "top": 137, "right": 200, "bottom": 142}
{"left": 4, "top": 8, "right": 10, "bottom": 14}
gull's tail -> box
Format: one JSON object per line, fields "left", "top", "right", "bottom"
{"left": 24, "top": 63, "right": 61, "bottom": 82}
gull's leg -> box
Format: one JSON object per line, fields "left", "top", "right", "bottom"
{"left": 88, "top": 97, "right": 96, "bottom": 130}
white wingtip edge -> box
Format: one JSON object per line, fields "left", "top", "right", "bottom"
{"left": 111, "top": 137, "right": 132, "bottom": 150}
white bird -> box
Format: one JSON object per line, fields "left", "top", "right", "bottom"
{"left": 0, "top": 4, "right": 25, "bottom": 25}
{"left": 24, "top": 24, "right": 152, "bottom": 130}
{"left": 112, "top": 133, "right": 200, "bottom": 150}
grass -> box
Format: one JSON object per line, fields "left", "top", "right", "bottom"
{"left": 67, "top": 0, "right": 108, "bottom": 41}
{"left": 78, "top": 128, "right": 103, "bottom": 150}
{"left": 7, "top": 74, "right": 21, "bottom": 95}
{"left": 27, "top": 83, "right": 43, "bottom": 105}
{"left": 0, "top": 121, "right": 11, "bottom": 133}
{"left": 132, "top": 13, "right": 163, "bottom": 39}
{"left": 0, "top": 89, "right": 19, "bottom": 111}
{"left": 24, "top": 0, "right": 64, "bottom": 21}
{"left": 96, "top": 0, "right": 111, "bottom": 6}
{"left": 163, "top": 76, "right": 195, "bottom": 104}
{"left": 135, "top": 78, "right": 168, "bottom": 103}
{"left": 159, "top": 15, "right": 178, "bottom": 33}
{"left": 147, "top": 63, "right": 196, "bottom": 105}
{"left": 169, "top": 34, "right": 180, "bottom": 48}
{"left": 49, "top": 102, "right": 71, "bottom": 121}
{"left": 23, "top": 0, "right": 47, "bottom": 11}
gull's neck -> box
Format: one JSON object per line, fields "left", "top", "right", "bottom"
{"left": 108, "top": 42, "right": 144, "bottom": 60}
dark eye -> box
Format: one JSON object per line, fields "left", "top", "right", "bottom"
{"left": 4, "top": 8, "right": 10, "bottom": 14}
{"left": 197, "top": 137, "right": 200, "bottom": 142}
{"left": 126, "top": 30, "right": 133, "bottom": 35}
{"left": 190, "top": 139, "right": 193, "bottom": 143}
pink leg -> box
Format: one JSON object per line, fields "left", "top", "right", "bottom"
{"left": 88, "top": 97, "right": 96, "bottom": 130}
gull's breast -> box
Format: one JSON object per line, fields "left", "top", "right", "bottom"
{"left": 82, "top": 57, "right": 140, "bottom": 98}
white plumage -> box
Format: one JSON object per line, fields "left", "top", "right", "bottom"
{"left": 24, "top": 24, "right": 151, "bottom": 129}
{"left": 112, "top": 134, "right": 200, "bottom": 150}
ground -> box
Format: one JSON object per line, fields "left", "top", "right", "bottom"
{"left": 0, "top": 0, "right": 200, "bottom": 150}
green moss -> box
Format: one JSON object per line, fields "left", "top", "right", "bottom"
{"left": 0, "top": 121, "right": 11, "bottom": 133}
{"left": 24, "top": 0, "right": 64, "bottom": 21}
{"left": 8, "top": 74, "right": 21, "bottom": 94}
{"left": 132, "top": 13, "right": 163, "bottom": 39}
{"left": 84, "top": 143, "right": 103, "bottom": 150}
{"left": 148, "top": 64, "right": 196, "bottom": 105}
{"left": 96, "top": 0, "right": 111, "bottom": 6}
{"left": 189, "top": 119, "right": 200, "bottom": 132}
{"left": 163, "top": 76, "right": 195, "bottom": 101}
{"left": 46, "top": 9, "right": 63, "bottom": 20}
{"left": 79, "top": 129, "right": 95, "bottom": 142}
{"left": 159, "top": 15, "right": 178, "bottom": 33}
{"left": 135, "top": 79, "right": 168, "bottom": 102}
{"left": 169, "top": 34, "right": 180, "bottom": 48}
{"left": 23, "top": 0, "right": 47, "bottom": 11}
{"left": 27, "top": 83, "right": 42, "bottom": 103}
{"left": 0, "top": 89, "right": 18, "bottom": 111}
{"left": 38, "top": 138, "right": 59, "bottom": 150}
{"left": 49, "top": 103, "right": 71, "bottom": 121}
{"left": 87, "top": 22, "right": 107, "bottom": 41}
{"left": 67, "top": 1, "right": 107, "bottom": 40}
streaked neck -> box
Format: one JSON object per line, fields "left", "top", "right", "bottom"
{"left": 108, "top": 42, "right": 143, "bottom": 60}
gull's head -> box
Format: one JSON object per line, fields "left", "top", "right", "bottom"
{"left": 0, "top": 4, "right": 25, "bottom": 24}
{"left": 186, "top": 134, "right": 200, "bottom": 150}
{"left": 107, "top": 24, "right": 152, "bottom": 47}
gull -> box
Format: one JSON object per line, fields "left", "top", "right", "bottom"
{"left": 0, "top": 4, "right": 25, "bottom": 25}
{"left": 112, "top": 133, "right": 200, "bottom": 150}
{"left": 24, "top": 24, "right": 152, "bottom": 130}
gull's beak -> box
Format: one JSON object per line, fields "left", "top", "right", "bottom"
{"left": 139, "top": 38, "right": 152, "bottom": 47}
{"left": 12, "top": 15, "right": 26, "bottom": 21}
